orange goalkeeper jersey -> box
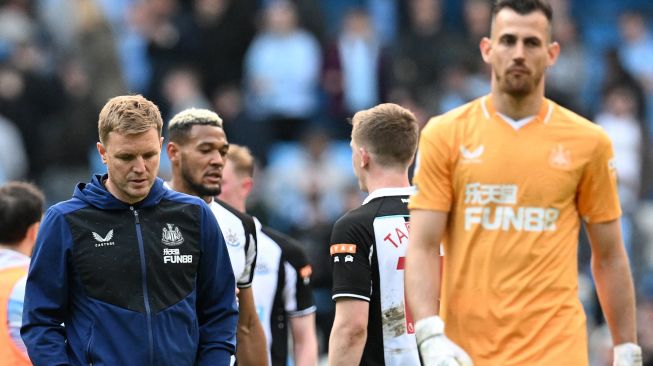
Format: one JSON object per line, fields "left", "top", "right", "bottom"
{"left": 409, "top": 96, "right": 621, "bottom": 366}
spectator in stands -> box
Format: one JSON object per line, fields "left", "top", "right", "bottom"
{"left": 617, "top": 9, "right": 653, "bottom": 134}
{"left": 638, "top": 271, "right": 653, "bottom": 366}
{"left": 596, "top": 85, "right": 647, "bottom": 262}
{"left": 391, "top": 0, "right": 457, "bottom": 106}
{"left": 161, "top": 66, "right": 210, "bottom": 119}
{"left": 323, "top": 7, "right": 387, "bottom": 136}
{"left": 0, "top": 114, "right": 27, "bottom": 182}
{"left": 40, "top": 57, "right": 101, "bottom": 203}
{"left": 188, "top": 0, "right": 257, "bottom": 97}
{"left": 546, "top": 17, "right": 588, "bottom": 113}
{"left": 243, "top": 0, "right": 322, "bottom": 142}
{"left": 618, "top": 10, "right": 653, "bottom": 94}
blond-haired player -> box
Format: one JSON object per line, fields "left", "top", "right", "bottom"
{"left": 328, "top": 103, "right": 430, "bottom": 365}
{"left": 218, "top": 144, "right": 318, "bottom": 366}
{"left": 405, "top": 1, "right": 641, "bottom": 365}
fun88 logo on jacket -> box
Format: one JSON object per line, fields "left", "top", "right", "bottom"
{"left": 463, "top": 183, "right": 559, "bottom": 232}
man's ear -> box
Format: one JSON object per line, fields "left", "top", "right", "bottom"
{"left": 242, "top": 177, "right": 254, "bottom": 197}
{"left": 547, "top": 41, "right": 561, "bottom": 67}
{"left": 167, "top": 142, "right": 180, "bottom": 162}
{"left": 26, "top": 221, "right": 40, "bottom": 243}
{"left": 480, "top": 37, "right": 492, "bottom": 64}
{"left": 97, "top": 142, "right": 107, "bottom": 164}
{"left": 360, "top": 146, "right": 370, "bottom": 168}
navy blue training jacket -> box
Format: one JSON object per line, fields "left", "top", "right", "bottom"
{"left": 21, "top": 175, "right": 238, "bottom": 366}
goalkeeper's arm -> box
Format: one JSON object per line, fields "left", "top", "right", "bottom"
{"left": 586, "top": 220, "right": 641, "bottom": 366}
{"left": 406, "top": 210, "right": 472, "bottom": 366}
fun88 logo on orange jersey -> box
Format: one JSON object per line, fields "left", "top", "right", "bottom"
{"left": 463, "top": 183, "right": 559, "bottom": 232}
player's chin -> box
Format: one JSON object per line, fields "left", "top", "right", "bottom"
{"left": 128, "top": 178, "right": 152, "bottom": 190}
{"left": 126, "top": 187, "right": 151, "bottom": 202}
{"left": 502, "top": 82, "right": 533, "bottom": 97}
{"left": 201, "top": 184, "right": 221, "bottom": 196}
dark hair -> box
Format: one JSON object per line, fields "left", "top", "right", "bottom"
{"left": 167, "top": 108, "right": 223, "bottom": 145}
{"left": 0, "top": 181, "right": 45, "bottom": 244}
{"left": 492, "top": 0, "right": 553, "bottom": 23}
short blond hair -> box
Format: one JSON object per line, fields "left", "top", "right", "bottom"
{"left": 351, "top": 103, "right": 418, "bottom": 168}
{"left": 226, "top": 144, "right": 255, "bottom": 178}
{"left": 98, "top": 95, "right": 163, "bottom": 145}
{"left": 168, "top": 108, "right": 223, "bottom": 144}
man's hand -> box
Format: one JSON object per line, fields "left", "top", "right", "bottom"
{"left": 415, "top": 316, "right": 473, "bottom": 366}
{"left": 613, "top": 343, "right": 642, "bottom": 366}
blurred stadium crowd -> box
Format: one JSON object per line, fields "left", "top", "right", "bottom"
{"left": 1, "top": 0, "right": 653, "bottom": 363}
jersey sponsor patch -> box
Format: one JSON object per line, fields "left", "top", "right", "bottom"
{"left": 459, "top": 144, "right": 484, "bottom": 162}
{"left": 92, "top": 229, "right": 115, "bottom": 247}
{"left": 162, "top": 248, "right": 193, "bottom": 263}
{"left": 330, "top": 244, "right": 357, "bottom": 255}
{"left": 464, "top": 183, "right": 560, "bottom": 231}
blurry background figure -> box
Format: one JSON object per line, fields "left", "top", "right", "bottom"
{"left": 546, "top": 17, "right": 588, "bottom": 113}
{"left": 391, "top": 0, "right": 453, "bottom": 107}
{"left": 262, "top": 127, "right": 357, "bottom": 355}
{"left": 243, "top": 0, "right": 322, "bottom": 144}
{"left": 322, "top": 7, "right": 387, "bottom": 138}
{"left": 588, "top": 324, "right": 615, "bottom": 366}
{"left": 0, "top": 114, "right": 27, "bottom": 184}
{"left": 210, "top": 84, "right": 267, "bottom": 163}
{"left": 436, "top": 0, "right": 491, "bottom": 114}
{"left": 188, "top": 0, "right": 257, "bottom": 99}
{"left": 637, "top": 271, "right": 653, "bottom": 366}
{"left": 161, "top": 66, "right": 210, "bottom": 118}
{"left": 38, "top": 0, "right": 126, "bottom": 109}
{"left": 40, "top": 57, "right": 100, "bottom": 203}
{"left": 262, "top": 127, "right": 355, "bottom": 235}
{"left": 595, "top": 85, "right": 647, "bottom": 265}
{"left": 0, "top": 181, "right": 44, "bottom": 365}
{"left": 617, "top": 11, "right": 653, "bottom": 95}
{"left": 130, "top": 0, "right": 195, "bottom": 111}
{"left": 617, "top": 10, "right": 653, "bottom": 138}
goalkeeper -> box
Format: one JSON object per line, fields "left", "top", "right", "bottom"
{"left": 405, "top": 0, "right": 641, "bottom": 365}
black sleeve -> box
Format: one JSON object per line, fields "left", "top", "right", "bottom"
{"left": 329, "top": 212, "right": 372, "bottom": 301}
{"left": 261, "top": 227, "right": 315, "bottom": 314}
{"left": 240, "top": 213, "right": 258, "bottom": 288}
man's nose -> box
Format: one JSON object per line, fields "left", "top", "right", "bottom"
{"left": 132, "top": 157, "right": 146, "bottom": 172}
{"left": 513, "top": 42, "right": 526, "bottom": 60}
{"left": 209, "top": 152, "right": 224, "bottom": 166}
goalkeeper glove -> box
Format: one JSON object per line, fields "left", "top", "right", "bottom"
{"left": 415, "top": 316, "right": 473, "bottom": 366}
{"left": 613, "top": 342, "right": 642, "bottom": 366}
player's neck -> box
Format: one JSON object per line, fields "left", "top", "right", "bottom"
{"left": 365, "top": 170, "right": 410, "bottom": 194}
{"left": 0, "top": 242, "right": 31, "bottom": 257}
{"left": 491, "top": 87, "right": 544, "bottom": 120}
{"left": 219, "top": 195, "right": 246, "bottom": 213}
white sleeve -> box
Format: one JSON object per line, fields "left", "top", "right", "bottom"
{"left": 237, "top": 233, "right": 257, "bottom": 288}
